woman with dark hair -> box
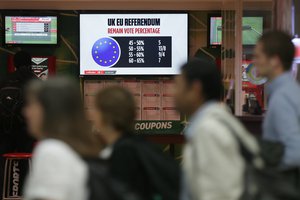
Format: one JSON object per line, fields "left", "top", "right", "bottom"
{"left": 93, "top": 87, "right": 147, "bottom": 193}
{"left": 23, "top": 77, "right": 100, "bottom": 200}
{"left": 93, "top": 86, "right": 179, "bottom": 200}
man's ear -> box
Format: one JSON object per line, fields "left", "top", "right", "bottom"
{"left": 271, "top": 55, "right": 285, "bottom": 73}
{"left": 191, "top": 80, "right": 203, "bottom": 98}
{"left": 270, "top": 55, "right": 280, "bottom": 68}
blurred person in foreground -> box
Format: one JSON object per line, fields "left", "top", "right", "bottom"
{"left": 254, "top": 31, "right": 300, "bottom": 183}
{"left": 92, "top": 86, "right": 179, "bottom": 200}
{"left": 0, "top": 51, "right": 37, "bottom": 197}
{"left": 175, "top": 59, "right": 259, "bottom": 200}
{"left": 23, "top": 77, "right": 100, "bottom": 200}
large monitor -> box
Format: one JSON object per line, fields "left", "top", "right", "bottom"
{"left": 5, "top": 16, "right": 58, "bottom": 45}
{"left": 80, "top": 13, "right": 188, "bottom": 75}
{"left": 209, "top": 16, "right": 263, "bottom": 47}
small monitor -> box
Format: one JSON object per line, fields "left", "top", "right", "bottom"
{"left": 208, "top": 15, "right": 263, "bottom": 47}
{"left": 209, "top": 16, "right": 222, "bottom": 46}
{"left": 242, "top": 17, "right": 263, "bottom": 45}
{"left": 5, "top": 16, "right": 58, "bottom": 45}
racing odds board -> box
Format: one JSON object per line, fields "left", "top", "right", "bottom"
{"left": 5, "top": 16, "right": 58, "bottom": 45}
{"left": 80, "top": 13, "right": 188, "bottom": 75}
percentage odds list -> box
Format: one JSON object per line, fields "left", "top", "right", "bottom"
{"left": 112, "top": 36, "right": 172, "bottom": 68}
{"left": 128, "top": 39, "right": 146, "bottom": 64}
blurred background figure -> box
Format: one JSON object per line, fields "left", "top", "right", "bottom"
{"left": 254, "top": 31, "right": 300, "bottom": 186}
{"left": 175, "top": 59, "right": 260, "bottom": 200}
{"left": 93, "top": 86, "right": 179, "bottom": 200}
{"left": 0, "top": 51, "right": 37, "bottom": 197}
{"left": 6, "top": 51, "right": 37, "bottom": 84}
{"left": 0, "top": 51, "right": 37, "bottom": 152}
{"left": 23, "top": 77, "right": 100, "bottom": 200}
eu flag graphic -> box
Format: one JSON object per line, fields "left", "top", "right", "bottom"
{"left": 92, "top": 37, "right": 121, "bottom": 67}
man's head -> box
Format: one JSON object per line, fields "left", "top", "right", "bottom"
{"left": 13, "top": 51, "right": 32, "bottom": 69}
{"left": 254, "top": 31, "right": 295, "bottom": 80}
{"left": 174, "top": 58, "right": 222, "bottom": 116}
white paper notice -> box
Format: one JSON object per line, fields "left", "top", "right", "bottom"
{"left": 142, "top": 80, "right": 161, "bottom": 120}
{"left": 123, "top": 80, "right": 142, "bottom": 120}
{"left": 84, "top": 80, "right": 103, "bottom": 96}
{"left": 104, "top": 80, "right": 122, "bottom": 87}
{"left": 84, "top": 80, "right": 104, "bottom": 120}
{"left": 161, "top": 80, "right": 180, "bottom": 120}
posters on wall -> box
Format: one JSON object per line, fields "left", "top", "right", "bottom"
{"left": 83, "top": 79, "right": 180, "bottom": 121}
{"left": 141, "top": 80, "right": 161, "bottom": 120}
{"left": 31, "top": 58, "right": 49, "bottom": 80}
{"left": 123, "top": 80, "right": 142, "bottom": 120}
{"left": 161, "top": 80, "right": 179, "bottom": 120}
{"left": 83, "top": 80, "right": 102, "bottom": 119}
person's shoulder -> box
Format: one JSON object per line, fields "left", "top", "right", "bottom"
{"left": 271, "top": 81, "right": 300, "bottom": 106}
{"left": 198, "top": 108, "right": 259, "bottom": 152}
{"left": 288, "top": 80, "right": 300, "bottom": 96}
{"left": 112, "top": 136, "right": 150, "bottom": 157}
{"left": 192, "top": 108, "right": 229, "bottom": 141}
{"left": 195, "top": 104, "right": 231, "bottom": 128}
{"left": 194, "top": 105, "right": 243, "bottom": 136}
{"left": 33, "top": 139, "right": 88, "bottom": 173}
{"left": 113, "top": 136, "right": 140, "bottom": 152}
{"left": 277, "top": 79, "right": 300, "bottom": 96}
{"left": 34, "top": 139, "right": 77, "bottom": 158}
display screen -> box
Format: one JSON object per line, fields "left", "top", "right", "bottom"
{"left": 209, "top": 16, "right": 263, "bottom": 46}
{"left": 210, "top": 17, "right": 222, "bottom": 45}
{"left": 80, "top": 13, "right": 188, "bottom": 75}
{"left": 5, "top": 16, "right": 58, "bottom": 44}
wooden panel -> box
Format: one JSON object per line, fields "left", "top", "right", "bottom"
{"left": 234, "top": 0, "right": 243, "bottom": 115}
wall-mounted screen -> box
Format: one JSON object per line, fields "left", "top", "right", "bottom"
{"left": 5, "top": 16, "right": 58, "bottom": 45}
{"left": 242, "top": 17, "right": 264, "bottom": 45}
{"left": 80, "top": 13, "right": 188, "bottom": 75}
{"left": 209, "top": 16, "right": 222, "bottom": 45}
{"left": 209, "top": 16, "right": 263, "bottom": 47}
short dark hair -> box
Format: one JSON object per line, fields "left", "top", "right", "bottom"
{"left": 95, "top": 86, "right": 136, "bottom": 134}
{"left": 258, "top": 31, "right": 295, "bottom": 71}
{"left": 181, "top": 58, "right": 222, "bottom": 101}
{"left": 13, "top": 51, "right": 32, "bottom": 69}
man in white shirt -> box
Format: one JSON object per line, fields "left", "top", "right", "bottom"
{"left": 174, "top": 59, "right": 260, "bottom": 200}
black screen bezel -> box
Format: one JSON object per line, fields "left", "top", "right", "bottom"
{"left": 207, "top": 12, "right": 265, "bottom": 48}
{"left": 78, "top": 11, "right": 189, "bottom": 77}
{"left": 2, "top": 11, "right": 59, "bottom": 46}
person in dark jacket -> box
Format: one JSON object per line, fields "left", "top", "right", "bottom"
{"left": 92, "top": 86, "right": 152, "bottom": 200}
{"left": 0, "top": 51, "right": 37, "bottom": 151}
{"left": 92, "top": 86, "right": 179, "bottom": 200}
{"left": 0, "top": 51, "right": 37, "bottom": 197}
{"left": 3, "top": 51, "right": 37, "bottom": 85}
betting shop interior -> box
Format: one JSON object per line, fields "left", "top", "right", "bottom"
{"left": 1, "top": 0, "right": 299, "bottom": 157}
